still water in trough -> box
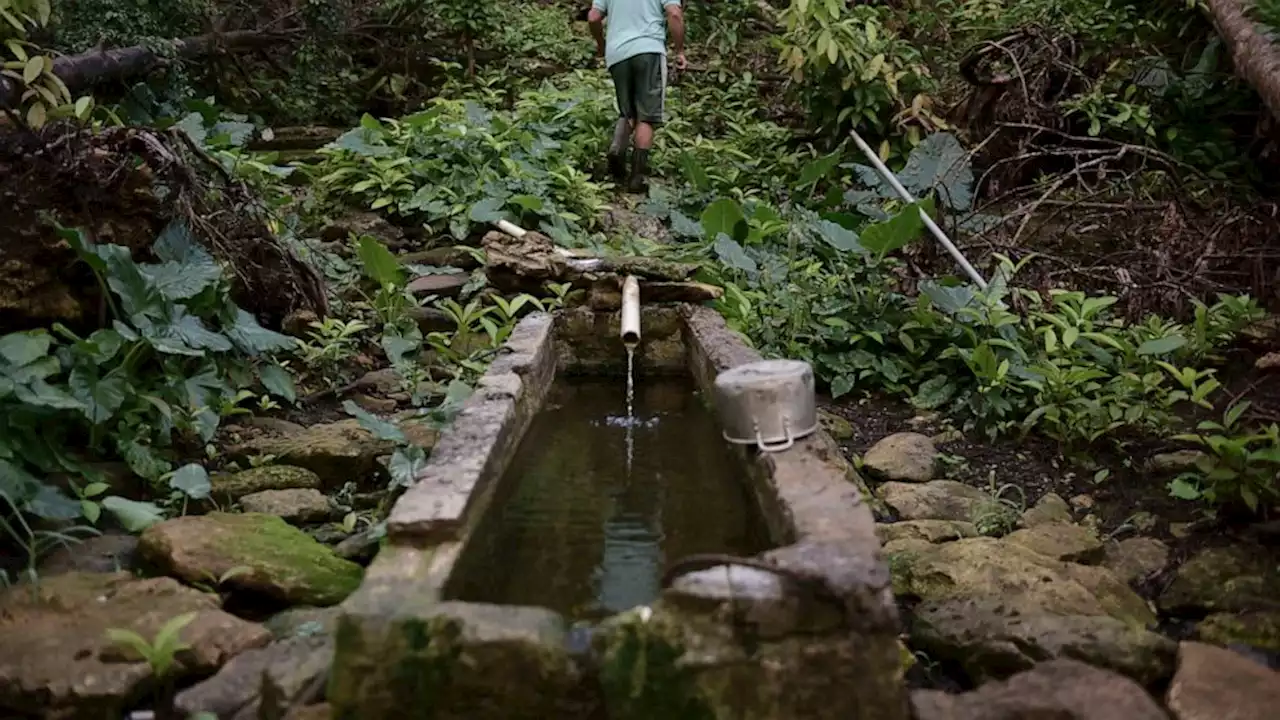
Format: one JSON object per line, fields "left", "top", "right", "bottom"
{"left": 447, "top": 376, "right": 772, "bottom": 621}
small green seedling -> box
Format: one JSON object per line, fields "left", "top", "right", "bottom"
{"left": 105, "top": 611, "right": 199, "bottom": 678}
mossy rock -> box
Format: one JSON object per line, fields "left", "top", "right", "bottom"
{"left": 891, "top": 537, "right": 1154, "bottom": 627}
{"left": 1158, "top": 544, "right": 1280, "bottom": 614}
{"left": 140, "top": 513, "right": 363, "bottom": 607}
{"left": 1195, "top": 611, "right": 1280, "bottom": 652}
{"left": 211, "top": 465, "right": 321, "bottom": 501}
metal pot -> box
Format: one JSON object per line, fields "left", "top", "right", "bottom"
{"left": 713, "top": 359, "right": 817, "bottom": 453}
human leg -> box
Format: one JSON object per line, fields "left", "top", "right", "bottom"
{"left": 627, "top": 53, "right": 667, "bottom": 192}
{"left": 607, "top": 61, "right": 637, "bottom": 180}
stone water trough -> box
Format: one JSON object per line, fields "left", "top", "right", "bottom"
{"left": 328, "top": 304, "right": 907, "bottom": 719}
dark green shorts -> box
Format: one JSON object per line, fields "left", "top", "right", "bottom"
{"left": 609, "top": 52, "right": 667, "bottom": 125}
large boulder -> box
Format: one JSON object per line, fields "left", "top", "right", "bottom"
{"left": 1102, "top": 537, "right": 1169, "bottom": 586}
{"left": 892, "top": 537, "right": 1155, "bottom": 626}
{"left": 1166, "top": 642, "right": 1280, "bottom": 720}
{"left": 0, "top": 572, "right": 269, "bottom": 718}
{"left": 911, "top": 597, "right": 1176, "bottom": 684}
{"left": 911, "top": 659, "right": 1168, "bottom": 720}
{"left": 139, "top": 513, "right": 363, "bottom": 607}
{"left": 226, "top": 417, "right": 437, "bottom": 489}
{"left": 878, "top": 480, "right": 992, "bottom": 522}
{"left": 1158, "top": 544, "right": 1280, "bottom": 614}
{"left": 1003, "top": 523, "right": 1105, "bottom": 564}
{"left": 862, "top": 432, "right": 937, "bottom": 482}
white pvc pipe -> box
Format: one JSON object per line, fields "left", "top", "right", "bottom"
{"left": 495, "top": 219, "right": 526, "bottom": 238}
{"left": 848, "top": 130, "right": 988, "bottom": 290}
{"left": 620, "top": 275, "right": 641, "bottom": 346}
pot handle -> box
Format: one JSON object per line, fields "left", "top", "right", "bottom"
{"left": 755, "top": 416, "right": 794, "bottom": 453}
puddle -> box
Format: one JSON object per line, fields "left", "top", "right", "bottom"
{"left": 446, "top": 377, "right": 773, "bottom": 621}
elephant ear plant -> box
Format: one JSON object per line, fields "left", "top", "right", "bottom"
{"left": 0, "top": 220, "right": 299, "bottom": 567}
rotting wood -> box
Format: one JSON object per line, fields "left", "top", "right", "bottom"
{"left": 1205, "top": 0, "right": 1280, "bottom": 124}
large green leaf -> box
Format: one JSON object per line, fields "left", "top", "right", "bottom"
{"left": 259, "top": 362, "right": 297, "bottom": 403}
{"left": 68, "top": 367, "right": 128, "bottom": 424}
{"left": 713, "top": 234, "right": 757, "bottom": 273}
{"left": 797, "top": 153, "right": 841, "bottom": 188}
{"left": 0, "top": 331, "right": 53, "bottom": 367}
{"left": 814, "top": 219, "right": 864, "bottom": 253}
{"left": 143, "top": 261, "right": 222, "bottom": 302}
{"left": 1137, "top": 335, "right": 1187, "bottom": 356}
{"left": 343, "top": 400, "right": 405, "bottom": 442}
{"left": 896, "top": 132, "right": 974, "bottom": 212}
{"left": 140, "top": 308, "right": 232, "bottom": 355}
{"left": 102, "top": 496, "right": 165, "bottom": 531}
{"left": 169, "top": 464, "right": 211, "bottom": 500}
{"left": 95, "top": 244, "right": 160, "bottom": 318}
{"left": 226, "top": 309, "right": 297, "bottom": 356}
{"left": 356, "top": 236, "right": 404, "bottom": 288}
{"left": 119, "top": 439, "right": 172, "bottom": 481}
{"left": 388, "top": 446, "right": 428, "bottom": 488}
{"left": 468, "top": 196, "right": 508, "bottom": 224}
{"left": 25, "top": 484, "right": 82, "bottom": 521}
{"left": 14, "top": 379, "right": 85, "bottom": 410}
{"left": 701, "top": 198, "right": 747, "bottom": 242}
{"left": 859, "top": 201, "right": 927, "bottom": 257}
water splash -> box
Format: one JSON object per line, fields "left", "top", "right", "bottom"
{"left": 625, "top": 344, "right": 635, "bottom": 475}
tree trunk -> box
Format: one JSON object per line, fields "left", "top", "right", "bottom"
{"left": 1206, "top": 0, "right": 1280, "bottom": 123}
{"left": 0, "top": 30, "right": 290, "bottom": 108}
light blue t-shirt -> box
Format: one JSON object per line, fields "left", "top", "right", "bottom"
{"left": 592, "top": 0, "right": 681, "bottom": 69}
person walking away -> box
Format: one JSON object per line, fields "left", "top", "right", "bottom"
{"left": 587, "top": 0, "right": 686, "bottom": 192}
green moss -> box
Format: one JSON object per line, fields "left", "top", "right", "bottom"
{"left": 146, "top": 512, "right": 362, "bottom": 606}
{"left": 211, "top": 465, "right": 320, "bottom": 500}
{"left": 1196, "top": 611, "right": 1280, "bottom": 652}
{"left": 599, "top": 611, "right": 715, "bottom": 720}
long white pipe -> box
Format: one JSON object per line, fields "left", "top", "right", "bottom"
{"left": 620, "top": 275, "right": 641, "bottom": 346}
{"left": 848, "top": 130, "right": 988, "bottom": 289}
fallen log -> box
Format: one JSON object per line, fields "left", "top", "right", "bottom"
{"left": 0, "top": 30, "right": 294, "bottom": 108}
{"left": 1205, "top": 0, "right": 1280, "bottom": 124}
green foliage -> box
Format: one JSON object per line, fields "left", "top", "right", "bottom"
{"left": 672, "top": 138, "right": 1262, "bottom": 456}
{"left": 0, "top": 222, "right": 297, "bottom": 535}
{"left": 343, "top": 379, "right": 472, "bottom": 488}
{"left": 105, "top": 611, "right": 198, "bottom": 679}
{"left": 315, "top": 82, "right": 612, "bottom": 242}
{"left": 777, "top": 0, "right": 936, "bottom": 141}
{"left": 1170, "top": 401, "right": 1280, "bottom": 512}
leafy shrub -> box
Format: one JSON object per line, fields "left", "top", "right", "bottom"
{"left": 314, "top": 79, "right": 613, "bottom": 241}
{"left": 0, "top": 222, "right": 297, "bottom": 532}
{"left": 1170, "top": 401, "right": 1280, "bottom": 512}
{"left": 777, "top": 1, "right": 936, "bottom": 142}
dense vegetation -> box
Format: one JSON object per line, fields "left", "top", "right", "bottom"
{"left": 2, "top": 0, "right": 1278, "bottom": 585}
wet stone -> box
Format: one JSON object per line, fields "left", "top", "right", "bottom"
{"left": 1158, "top": 543, "right": 1280, "bottom": 614}
{"left": 1020, "top": 492, "right": 1072, "bottom": 527}
{"left": 38, "top": 532, "right": 139, "bottom": 575}
{"left": 877, "top": 519, "right": 977, "bottom": 545}
{"left": 1103, "top": 537, "right": 1170, "bottom": 585}
{"left": 1004, "top": 523, "right": 1105, "bottom": 564}
{"left": 911, "top": 659, "right": 1169, "bottom": 720}
{"left": 239, "top": 488, "right": 333, "bottom": 524}
{"left": 878, "top": 480, "right": 992, "bottom": 521}
{"left": 1195, "top": 610, "right": 1280, "bottom": 653}
{"left": 911, "top": 596, "right": 1176, "bottom": 685}
{"left": 174, "top": 634, "right": 331, "bottom": 719}
{"left": 0, "top": 572, "right": 270, "bottom": 718}
{"left": 1166, "top": 641, "right": 1280, "bottom": 720}
{"left": 139, "top": 513, "right": 363, "bottom": 607}
{"left": 863, "top": 432, "right": 937, "bottom": 482}
{"left": 211, "top": 465, "right": 321, "bottom": 502}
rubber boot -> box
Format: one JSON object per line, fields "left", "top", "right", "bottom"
{"left": 607, "top": 118, "right": 630, "bottom": 180}
{"left": 607, "top": 149, "right": 628, "bottom": 180}
{"left": 627, "top": 148, "right": 650, "bottom": 193}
